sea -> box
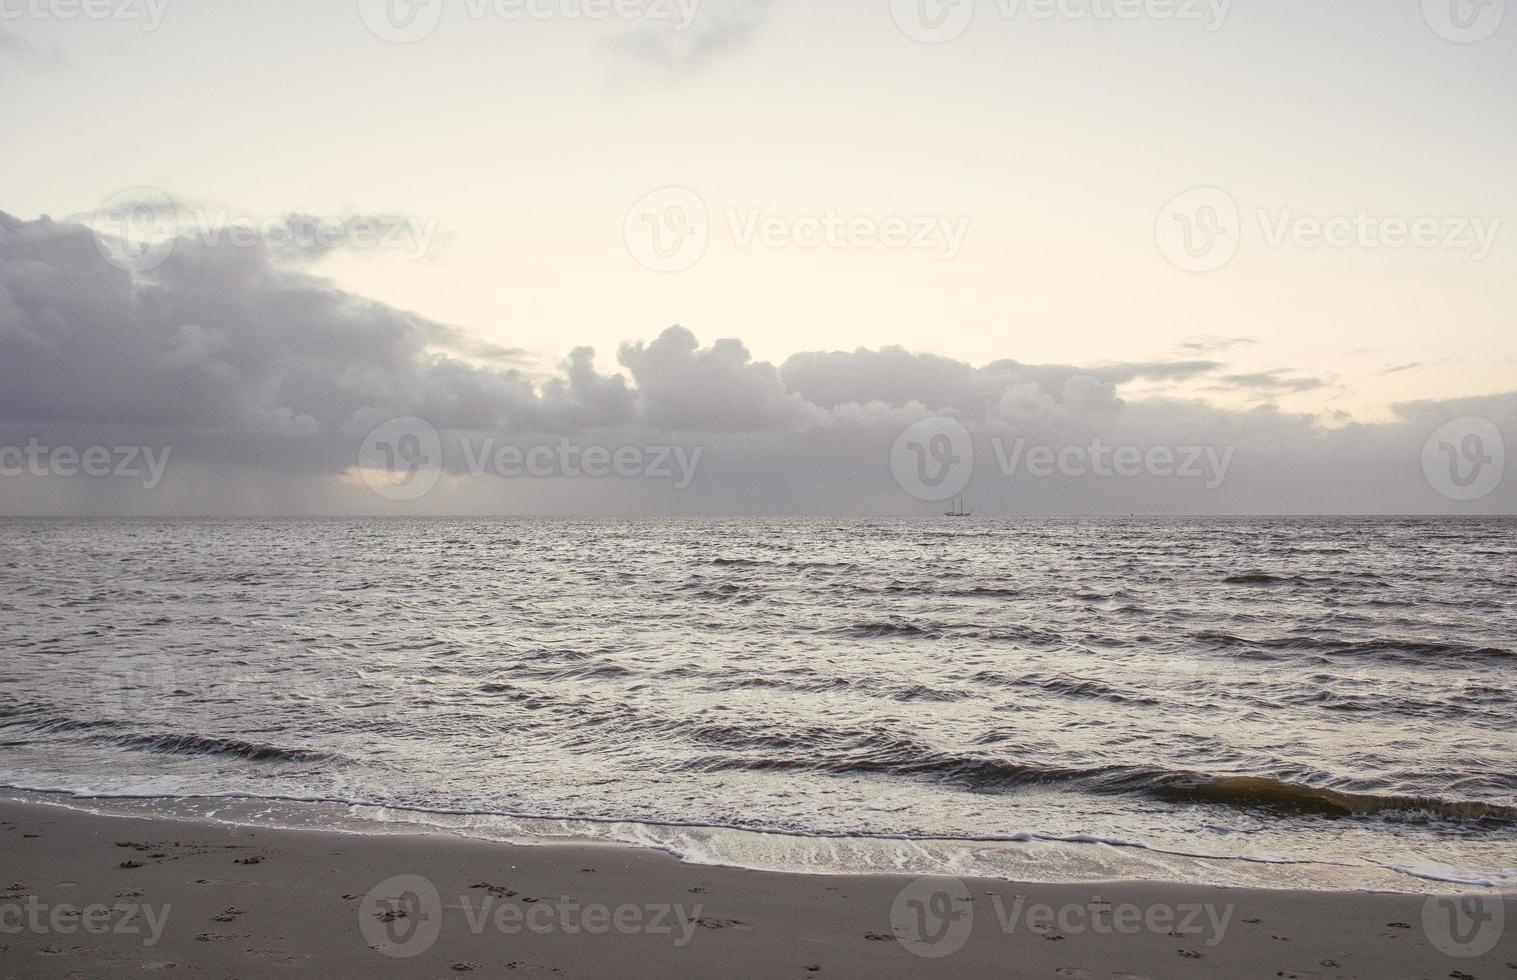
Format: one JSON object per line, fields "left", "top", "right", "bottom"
{"left": 1, "top": 516, "right": 1512, "bottom": 893}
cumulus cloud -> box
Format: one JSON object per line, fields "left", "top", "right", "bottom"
{"left": 0, "top": 209, "right": 1511, "bottom": 516}
{"left": 620, "top": 326, "right": 822, "bottom": 432}
{"left": 779, "top": 348, "right": 1218, "bottom": 417}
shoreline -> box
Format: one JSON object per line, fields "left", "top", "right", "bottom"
{"left": 3, "top": 785, "right": 1510, "bottom": 895}
{"left": 2, "top": 799, "right": 1511, "bottom": 978}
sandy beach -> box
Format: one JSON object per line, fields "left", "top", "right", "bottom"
{"left": 1, "top": 799, "right": 1510, "bottom": 979}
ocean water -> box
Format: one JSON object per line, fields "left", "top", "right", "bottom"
{"left": 1, "top": 517, "right": 1513, "bottom": 892}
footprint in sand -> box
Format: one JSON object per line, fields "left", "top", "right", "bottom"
{"left": 211, "top": 907, "right": 245, "bottom": 922}
{"left": 695, "top": 917, "right": 746, "bottom": 930}
{"left": 245, "top": 947, "right": 296, "bottom": 962}
{"left": 470, "top": 883, "right": 517, "bottom": 898}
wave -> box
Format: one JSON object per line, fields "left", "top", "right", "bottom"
{"left": 0, "top": 702, "right": 341, "bottom": 765}
{"left": 1144, "top": 775, "right": 1517, "bottom": 823}
{"left": 970, "top": 671, "right": 1164, "bottom": 707}
{"left": 671, "top": 743, "right": 1516, "bottom": 825}
{"left": 1222, "top": 571, "right": 1387, "bottom": 588}
{"left": 81, "top": 732, "right": 341, "bottom": 764}
{"left": 1194, "top": 631, "right": 1511, "bottom": 663}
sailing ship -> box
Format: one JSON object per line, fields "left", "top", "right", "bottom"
{"left": 944, "top": 496, "right": 973, "bottom": 518}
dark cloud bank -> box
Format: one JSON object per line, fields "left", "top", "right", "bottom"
{"left": 0, "top": 210, "right": 1511, "bottom": 515}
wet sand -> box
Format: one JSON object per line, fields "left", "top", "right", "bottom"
{"left": 0, "top": 800, "right": 1511, "bottom": 978}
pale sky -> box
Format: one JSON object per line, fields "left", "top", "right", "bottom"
{"left": 4, "top": 0, "right": 1513, "bottom": 423}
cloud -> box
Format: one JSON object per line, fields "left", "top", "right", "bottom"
{"left": 1, "top": 209, "right": 1511, "bottom": 516}
{"left": 619, "top": 325, "right": 822, "bottom": 431}
{"left": 610, "top": 0, "right": 773, "bottom": 75}
{"left": 779, "top": 348, "right": 1220, "bottom": 417}
{"left": 1218, "top": 370, "right": 1331, "bottom": 395}
{"left": 1178, "top": 334, "right": 1256, "bottom": 355}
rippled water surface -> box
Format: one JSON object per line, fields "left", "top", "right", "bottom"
{"left": 1, "top": 517, "right": 1513, "bottom": 890}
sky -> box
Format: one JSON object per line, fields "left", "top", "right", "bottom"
{"left": 0, "top": 0, "right": 1513, "bottom": 514}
